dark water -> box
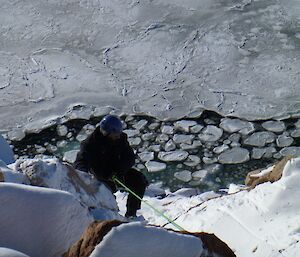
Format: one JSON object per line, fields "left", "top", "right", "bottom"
{"left": 11, "top": 112, "right": 296, "bottom": 192}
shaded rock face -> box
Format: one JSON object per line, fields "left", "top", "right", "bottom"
{"left": 182, "top": 232, "right": 236, "bottom": 257}
{"left": 62, "top": 220, "right": 123, "bottom": 257}
{"left": 63, "top": 220, "right": 236, "bottom": 257}
{"left": 245, "top": 156, "right": 292, "bottom": 188}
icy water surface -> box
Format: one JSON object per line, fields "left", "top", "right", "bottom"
{"left": 10, "top": 111, "right": 300, "bottom": 192}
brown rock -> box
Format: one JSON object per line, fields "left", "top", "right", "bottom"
{"left": 245, "top": 156, "right": 292, "bottom": 188}
{"left": 62, "top": 220, "right": 123, "bottom": 257}
{"left": 63, "top": 220, "right": 236, "bottom": 257}
{"left": 0, "top": 172, "right": 4, "bottom": 182}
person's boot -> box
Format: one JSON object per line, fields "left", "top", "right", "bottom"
{"left": 125, "top": 209, "right": 137, "bottom": 219}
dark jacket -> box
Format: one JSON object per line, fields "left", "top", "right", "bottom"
{"left": 74, "top": 127, "right": 135, "bottom": 180}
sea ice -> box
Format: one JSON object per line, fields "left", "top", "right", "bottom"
{"left": 218, "top": 147, "right": 250, "bottom": 164}
{"left": 158, "top": 151, "right": 189, "bottom": 162}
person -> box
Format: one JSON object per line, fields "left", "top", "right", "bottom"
{"left": 74, "top": 115, "right": 148, "bottom": 218}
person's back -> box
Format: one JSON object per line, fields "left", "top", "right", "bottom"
{"left": 74, "top": 115, "right": 148, "bottom": 218}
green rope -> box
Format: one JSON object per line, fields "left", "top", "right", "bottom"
{"left": 112, "top": 176, "right": 187, "bottom": 232}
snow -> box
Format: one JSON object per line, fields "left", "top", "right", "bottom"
{"left": 89, "top": 223, "right": 203, "bottom": 257}
{"left": 0, "top": 183, "right": 93, "bottom": 257}
{"left": 136, "top": 158, "right": 300, "bottom": 257}
{"left": 1, "top": 154, "right": 300, "bottom": 257}
{"left": 0, "top": 134, "right": 14, "bottom": 165}
{"left": 0, "top": 248, "right": 29, "bottom": 257}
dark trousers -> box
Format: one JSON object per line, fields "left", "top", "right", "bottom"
{"left": 105, "top": 168, "right": 148, "bottom": 214}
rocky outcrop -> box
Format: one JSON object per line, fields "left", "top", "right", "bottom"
{"left": 62, "top": 220, "right": 236, "bottom": 257}
{"left": 62, "top": 220, "right": 124, "bottom": 257}
{"left": 245, "top": 156, "right": 292, "bottom": 188}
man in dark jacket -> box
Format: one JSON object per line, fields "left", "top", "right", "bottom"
{"left": 74, "top": 115, "right": 148, "bottom": 218}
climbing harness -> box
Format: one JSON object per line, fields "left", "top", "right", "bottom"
{"left": 112, "top": 176, "right": 187, "bottom": 232}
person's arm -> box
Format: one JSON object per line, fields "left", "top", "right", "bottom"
{"left": 73, "top": 132, "right": 95, "bottom": 172}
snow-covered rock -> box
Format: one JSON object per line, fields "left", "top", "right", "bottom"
{"left": 0, "top": 248, "right": 29, "bottom": 257}
{"left": 63, "top": 220, "right": 236, "bottom": 257}
{"left": 0, "top": 183, "right": 93, "bottom": 257}
{"left": 14, "top": 158, "right": 118, "bottom": 211}
{"left": 218, "top": 147, "right": 250, "bottom": 164}
{"left": 0, "top": 160, "right": 28, "bottom": 184}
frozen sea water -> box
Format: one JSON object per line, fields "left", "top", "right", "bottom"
{"left": 0, "top": 0, "right": 300, "bottom": 133}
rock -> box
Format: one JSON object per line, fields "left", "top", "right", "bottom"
{"left": 276, "top": 134, "right": 294, "bottom": 147}
{"left": 0, "top": 248, "right": 29, "bottom": 257}
{"left": 158, "top": 151, "right": 189, "bottom": 162}
{"left": 161, "top": 125, "right": 174, "bottom": 134}
{"left": 63, "top": 220, "right": 236, "bottom": 257}
{"left": 145, "top": 161, "right": 166, "bottom": 172}
{"left": 174, "top": 170, "right": 192, "bottom": 182}
{"left": 244, "top": 131, "right": 276, "bottom": 147}
{"left": 218, "top": 147, "right": 250, "bottom": 164}
{"left": 174, "top": 120, "right": 197, "bottom": 132}
{"left": 133, "top": 119, "right": 148, "bottom": 130}
{"left": 213, "top": 144, "right": 229, "bottom": 154}
{"left": 62, "top": 220, "right": 123, "bottom": 257}
{"left": 261, "top": 120, "right": 286, "bottom": 133}
{"left": 252, "top": 147, "right": 277, "bottom": 159}
{"left": 123, "top": 129, "right": 140, "bottom": 137}
{"left": 63, "top": 150, "right": 80, "bottom": 163}
{"left": 164, "top": 140, "right": 176, "bottom": 151}
{"left": 198, "top": 126, "right": 223, "bottom": 142}
{"left": 180, "top": 232, "right": 236, "bottom": 257}
{"left": 219, "top": 118, "right": 255, "bottom": 135}
{"left": 280, "top": 146, "right": 300, "bottom": 157}
{"left": 173, "top": 134, "right": 195, "bottom": 144}
{"left": 245, "top": 156, "right": 292, "bottom": 188}
{"left": 184, "top": 155, "right": 201, "bottom": 167}
{"left": 17, "top": 159, "right": 118, "bottom": 210}
{"left": 138, "top": 152, "right": 154, "bottom": 162}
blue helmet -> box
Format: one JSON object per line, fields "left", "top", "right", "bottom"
{"left": 99, "top": 115, "right": 123, "bottom": 134}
